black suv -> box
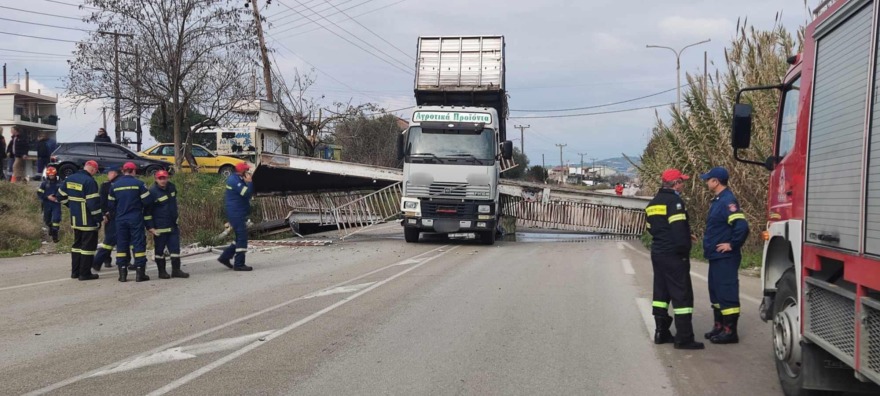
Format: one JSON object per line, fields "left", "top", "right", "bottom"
{"left": 50, "top": 142, "right": 174, "bottom": 179}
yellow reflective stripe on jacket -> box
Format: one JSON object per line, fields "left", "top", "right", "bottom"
{"left": 67, "top": 196, "right": 86, "bottom": 202}
{"left": 155, "top": 228, "right": 173, "bottom": 234}
{"left": 728, "top": 213, "right": 746, "bottom": 224}
{"left": 99, "top": 243, "right": 115, "bottom": 250}
{"left": 91, "top": 209, "right": 103, "bottom": 215}
{"left": 652, "top": 301, "right": 669, "bottom": 309}
{"left": 144, "top": 216, "right": 153, "bottom": 221}
{"left": 140, "top": 191, "right": 151, "bottom": 199}
{"left": 646, "top": 205, "right": 667, "bottom": 216}
{"left": 113, "top": 186, "right": 139, "bottom": 192}
{"left": 72, "top": 225, "right": 99, "bottom": 231}
{"left": 79, "top": 250, "right": 96, "bottom": 256}
{"left": 668, "top": 213, "right": 687, "bottom": 223}
{"left": 157, "top": 195, "right": 169, "bottom": 202}
{"left": 721, "top": 307, "right": 741, "bottom": 316}
{"left": 85, "top": 193, "right": 100, "bottom": 200}
{"left": 58, "top": 189, "right": 68, "bottom": 196}
{"left": 37, "top": 188, "right": 45, "bottom": 193}
{"left": 108, "top": 195, "right": 116, "bottom": 201}
{"left": 673, "top": 307, "right": 694, "bottom": 315}
{"left": 240, "top": 186, "right": 249, "bottom": 196}
{"left": 226, "top": 185, "right": 233, "bottom": 190}
{"left": 712, "top": 303, "right": 721, "bottom": 309}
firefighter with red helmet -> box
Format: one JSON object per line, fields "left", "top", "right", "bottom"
{"left": 218, "top": 161, "right": 254, "bottom": 271}
{"left": 109, "top": 162, "right": 154, "bottom": 282}
{"left": 145, "top": 170, "right": 189, "bottom": 279}
{"left": 36, "top": 166, "right": 62, "bottom": 243}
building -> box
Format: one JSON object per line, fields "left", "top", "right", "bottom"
{"left": 0, "top": 81, "right": 59, "bottom": 179}
{"left": 198, "top": 99, "right": 289, "bottom": 160}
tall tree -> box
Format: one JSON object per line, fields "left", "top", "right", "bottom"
{"left": 149, "top": 105, "right": 215, "bottom": 149}
{"left": 334, "top": 114, "right": 404, "bottom": 167}
{"left": 66, "top": 0, "right": 257, "bottom": 169}
{"left": 503, "top": 148, "right": 530, "bottom": 179}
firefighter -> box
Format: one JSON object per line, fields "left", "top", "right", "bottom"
{"left": 93, "top": 166, "right": 121, "bottom": 270}
{"left": 58, "top": 160, "right": 102, "bottom": 281}
{"left": 145, "top": 170, "right": 189, "bottom": 279}
{"left": 37, "top": 166, "right": 62, "bottom": 243}
{"left": 109, "top": 162, "right": 154, "bottom": 282}
{"left": 700, "top": 166, "right": 749, "bottom": 344}
{"left": 218, "top": 162, "right": 253, "bottom": 271}
{"left": 646, "top": 168, "right": 704, "bottom": 350}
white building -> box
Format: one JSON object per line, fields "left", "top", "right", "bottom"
{"left": 0, "top": 82, "right": 59, "bottom": 178}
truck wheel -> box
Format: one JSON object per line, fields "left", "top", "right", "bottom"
{"left": 145, "top": 166, "right": 161, "bottom": 176}
{"left": 479, "top": 230, "right": 496, "bottom": 245}
{"left": 774, "top": 269, "right": 836, "bottom": 396}
{"left": 404, "top": 227, "right": 420, "bottom": 243}
{"left": 59, "top": 164, "right": 77, "bottom": 179}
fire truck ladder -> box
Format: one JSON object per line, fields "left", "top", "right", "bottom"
{"left": 331, "top": 182, "right": 403, "bottom": 240}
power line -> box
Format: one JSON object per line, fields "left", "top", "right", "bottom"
{"left": 0, "top": 5, "right": 83, "bottom": 20}
{"left": 275, "top": 0, "right": 412, "bottom": 74}
{"left": 511, "top": 86, "right": 683, "bottom": 112}
{"left": 0, "top": 16, "right": 92, "bottom": 32}
{"left": 273, "top": 0, "right": 381, "bottom": 38}
{"left": 272, "top": 0, "right": 369, "bottom": 30}
{"left": 321, "top": 0, "right": 413, "bottom": 60}
{"left": 0, "top": 47, "right": 70, "bottom": 57}
{"left": 271, "top": 0, "right": 356, "bottom": 25}
{"left": 509, "top": 103, "right": 672, "bottom": 119}
{"left": 0, "top": 31, "right": 80, "bottom": 43}
{"left": 267, "top": 34, "right": 362, "bottom": 92}
{"left": 275, "top": 0, "right": 405, "bottom": 41}
{"left": 42, "top": 0, "right": 101, "bottom": 10}
{"left": 365, "top": 105, "right": 414, "bottom": 116}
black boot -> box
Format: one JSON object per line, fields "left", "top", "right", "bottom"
{"left": 50, "top": 229, "right": 59, "bottom": 243}
{"left": 156, "top": 258, "right": 171, "bottom": 279}
{"left": 171, "top": 258, "right": 189, "bottom": 278}
{"left": 78, "top": 256, "right": 98, "bottom": 281}
{"left": 654, "top": 316, "right": 674, "bottom": 344}
{"left": 71, "top": 252, "right": 81, "bottom": 279}
{"left": 104, "top": 256, "right": 113, "bottom": 268}
{"left": 673, "top": 314, "right": 705, "bottom": 350}
{"left": 118, "top": 266, "right": 128, "bottom": 282}
{"left": 710, "top": 315, "right": 739, "bottom": 344}
{"left": 135, "top": 266, "right": 150, "bottom": 282}
{"left": 704, "top": 306, "right": 723, "bottom": 339}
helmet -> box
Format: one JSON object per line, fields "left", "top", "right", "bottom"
{"left": 154, "top": 170, "right": 169, "bottom": 179}
{"left": 122, "top": 162, "right": 137, "bottom": 171}
{"left": 46, "top": 167, "right": 57, "bottom": 176}
{"left": 234, "top": 162, "right": 250, "bottom": 173}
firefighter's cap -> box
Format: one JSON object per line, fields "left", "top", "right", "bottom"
{"left": 661, "top": 168, "right": 689, "bottom": 182}
{"left": 700, "top": 167, "right": 729, "bottom": 182}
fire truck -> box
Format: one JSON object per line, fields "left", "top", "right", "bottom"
{"left": 733, "top": 0, "right": 880, "bottom": 394}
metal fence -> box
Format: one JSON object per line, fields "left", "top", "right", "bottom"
{"left": 501, "top": 195, "right": 646, "bottom": 236}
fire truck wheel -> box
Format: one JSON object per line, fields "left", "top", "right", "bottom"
{"left": 404, "top": 227, "right": 420, "bottom": 243}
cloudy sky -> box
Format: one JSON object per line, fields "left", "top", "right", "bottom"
{"left": 4, "top": 0, "right": 810, "bottom": 165}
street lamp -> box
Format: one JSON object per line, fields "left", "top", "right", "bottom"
{"left": 646, "top": 39, "right": 711, "bottom": 112}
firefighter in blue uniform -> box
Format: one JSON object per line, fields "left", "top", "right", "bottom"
{"left": 93, "top": 166, "right": 120, "bottom": 270}
{"left": 218, "top": 162, "right": 253, "bottom": 271}
{"left": 58, "top": 160, "right": 102, "bottom": 281}
{"left": 109, "top": 162, "right": 154, "bottom": 282}
{"left": 36, "top": 166, "right": 62, "bottom": 243}
{"left": 145, "top": 170, "right": 189, "bottom": 279}
{"left": 700, "top": 166, "right": 749, "bottom": 344}
{"left": 646, "top": 169, "right": 704, "bottom": 350}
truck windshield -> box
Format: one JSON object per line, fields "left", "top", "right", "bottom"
{"left": 406, "top": 126, "right": 495, "bottom": 162}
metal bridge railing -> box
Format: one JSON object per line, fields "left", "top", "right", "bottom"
{"left": 332, "top": 182, "right": 403, "bottom": 240}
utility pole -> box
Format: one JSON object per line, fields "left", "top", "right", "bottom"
{"left": 556, "top": 144, "right": 567, "bottom": 184}
{"left": 577, "top": 152, "right": 587, "bottom": 176}
{"left": 249, "top": 0, "right": 274, "bottom": 102}
{"left": 646, "top": 39, "right": 711, "bottom": 112}
{"left": 102, "top": 107, "right": 107, "bottom": 132}
{"left": 120, "top": 45, "right": 142, "bottom": 151}
{"left": 99, "top": 30, "right": 134, "bottom": 144}
{"left": 514, "top": 124, "right": 530, "bottom": 154}
{"left": 542, "top": 153, "right": 546, "bottom": 183}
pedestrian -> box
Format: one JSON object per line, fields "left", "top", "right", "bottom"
{"left": 36, "top": 133, "right": 54, "bottom": 175}
{"left": 94, "top": 127, "right": 112, "bottom": 143}
{"left": 109, "top": 161, "right": 153, "bottom": 282}
{"left": 646, "top": 168, "right": 704, "bottom": 350}
{"left": 93, "top": 166, "right": 121, "bottom": 270}
{"left": 145, "top": 170, "right": 189, "bottom": 279}
{"left": 700, "top": 166, "right": 749, "bottom": 344}
{"left": 615, "top": 183, "right": 624, "bottom": 196}
{"left": 4, "top": 127, "right": 12, "bottom": 180}
{"left": 9, "top": 127, "right": 29, "bottom": 183}
{"left": 0, "top": 127, "right": 6, "bottom": 181}
{"left": 218, "top": 162, "right": 253, "bottom": 271}
{"left": 58, "top": 160, "right": 102, "bottom": 281}
{"left": 36, "top": 166, "right": 62, "bottom": 243}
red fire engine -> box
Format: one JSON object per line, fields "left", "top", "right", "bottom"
{"left": 733, "top": 0, "right": 880, "bottom": 394}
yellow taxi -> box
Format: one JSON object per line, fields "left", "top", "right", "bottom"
{"left": 140, "top": 144, "right": 246, "bottom": 177}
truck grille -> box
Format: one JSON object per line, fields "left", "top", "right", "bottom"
{"left": 406, "top": 182, "right": 490, "bottom": 199}
{"left": 862, "top": 297, "right": 880, "bottom": 383}
{"left": 421, "top": 201, "right": 477, "bottom": 218}
{"left": 805, "top": 277, "right": 855, "bottom": 365}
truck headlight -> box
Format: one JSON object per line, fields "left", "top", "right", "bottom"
{"left": 404, "top": 201, "right": 419, "bottom": 210}
{"left": 478, "top": 205, "right": 491, "bottom": 214}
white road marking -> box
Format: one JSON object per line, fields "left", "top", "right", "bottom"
{"left": 90, "top": 331, "right": 276, "bottom": 377}
{"left": 636, "top": 298, "right": 655, "bottom": 340}
{"left": 24, "top": 244, "right": 452, "bottom": 396}
{"left": 617, "top": 242, "right": 625, "bottom": 250}
{"left": 304, "top": 282, "right": 374, "bottom": 299}
{"left": 623, "top": 241, "right": 762, "bottom": 306}
{"left": 621, "top": 259, "right": 635, "bottom": 275}
{"left": 146, "top": 245, "right": 461, "bottom": 396}
{"left": 0, "top": 254, "right": 230, "bottom": 293}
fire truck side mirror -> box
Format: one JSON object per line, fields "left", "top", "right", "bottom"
{"left": 731, "top": 103, "right": 753, "bottom": 149}
{"left": 501, "top": 141, "right": 514, "bottom": 160}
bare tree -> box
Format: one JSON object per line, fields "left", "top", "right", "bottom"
{"left": 65, "top": 0, "right": 257, "bottom": 169}
{"left": 334, "top": 114, "right": 404, "bottom": 167}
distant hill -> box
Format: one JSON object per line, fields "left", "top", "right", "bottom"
{"left": 595, "top": 156, "right": 639, "bottom": 175}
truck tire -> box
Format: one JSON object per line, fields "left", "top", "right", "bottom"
{"left": 774, "top": 269, "right": 840, "bottom": 396}
{"left": 59, "top": 164, "right": 77, "bottom": 179}
{"left": 404, "top": 227, "right": 420, "bottom": 243}
{"left": 145, "top": 166, "right": 161, "bottom": 176}
{"left": 479, "top": 230, "right": 496, "bottom": 245}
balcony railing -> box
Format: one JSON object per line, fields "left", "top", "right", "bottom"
{"left": 14, "top": 114, "right": 59, "bottom": 126}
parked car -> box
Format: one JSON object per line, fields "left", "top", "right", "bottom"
{"left": 49, "top": 142, "right": 174, "bottom": 179}
{"left": 139, "top": 143, "right": 246, "bottom": 177}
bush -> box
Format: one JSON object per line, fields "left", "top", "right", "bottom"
{"left": 0, "top": 183, "right": 42, "bottom": 257}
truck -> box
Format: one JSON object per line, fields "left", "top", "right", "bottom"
{"left": 398, "top": 35, "right": 513, "bottom": 245}
{"left": 732, "top": 0, "right": 880, "bottom": 394}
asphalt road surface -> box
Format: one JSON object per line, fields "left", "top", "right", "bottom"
{"left": 1, "top": 225, "right": 781, "bottom": 395}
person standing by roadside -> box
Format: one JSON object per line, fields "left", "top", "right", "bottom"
{"left": 4, "top": 127, "right": 12, "bottom": 179}
{"left": 93, "top": 166, "right": 121, "bottom": 270}
{"left": 646, "top": 169, "right": 704, "bottom": 350}
{"left": 58, "top": 160, "right": 102, "bottom": 281}
{"left": 218, "top": 162, "right": 254, "bottom": 271}
{"left": 94, "top": 127, "right": 112, "bottom": 143}
{"left": 36, "top": 166, "right": 62, "bottom": 243}
{"left": 145, "top": 170, "right": 189, "bottom": 279}
{"left": 36, "top": 133, "right": 54, "bottom": 175}
{"left": 700, "top": 166, "right": 749, "bottom": 345}
{"left": 109, "top": 162, "right": 153, "bottom": 282}
{"left": 0, "top": 128, "right": 6, "bottom": 181}
{"left": 9, "top": 127, "right": 29, "bottom": 183}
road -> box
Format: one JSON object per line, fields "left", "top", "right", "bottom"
{"left": 0, "top": 226, "right": 781, "bottom": 395}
